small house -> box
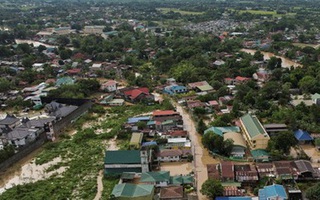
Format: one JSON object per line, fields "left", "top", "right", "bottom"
{"left": 140, "top": 171, "right": 170, "bottom": 187}
{"left": 294, "top": 129, "right": 313, "bottom": 144}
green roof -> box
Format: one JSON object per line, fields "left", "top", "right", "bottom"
{"left": 111, "top": 183, "right": 154, "bottom": 198}
{"left": 221, "top": 182, "right": 242, "bottom": 187}
{"left": 251, "top": 149, "right": 269, "bottom": 159}
{"left": 170, "top": 175, "right": 194, "bottom": 185}
{"left": 105, "top": 150, "right": 141, "bottom": 164}
{"left": 241, "top": 114, "right": 268, "bottom": 138}
{"left": 105, "top": 168, "right": 141, "bottom": 176}
{"left": 204, "top": 126, "right": 240, "bottom": 136}
{"left": 197, "top": 85, "right": 213, "bottom": 91}
{"left": 55, "top": 76, "right": 74, "bottom": 87}
{"left": 140, "top": 171, "right": 170, "bottom": 183}
{"left": 312, "top": 93, "right": 320, "bottom": 102}
{"left": 162, "top": 120, "right": 174, "bottom": 125}
{"left": 130, "top": 133, "right": 143, "bottom": 145}
{"left": 121, "top": 172, "right": 136, "bottom": 180}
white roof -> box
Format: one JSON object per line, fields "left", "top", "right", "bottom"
{"left": 92, "top": 63, "right": 102, "bottom": 68}
{"left": 168, "top": 138, "right": 188, "bottom": 143}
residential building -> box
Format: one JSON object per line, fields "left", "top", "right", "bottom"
{"left": 104, "top": 150, "right": 150, "bottom": 176}
{"left": 220, "top": 161, "right": 235, "bottom": 182}
{"left": 294, "top": 129, "right": 313, "bottom": 144}
{"left": 157, "top": 149, "right": 191, "bottom": 162}
{"left": 152, "top": 110, "right": 182, "bottom": 123}
{"left": 207, "top": 164, "right": 220, "bottom": 180}
{"left": 234, "top": 164, "right": 259, "bottom": 184}
{"left": 163, "top": 85, "right": 188, "bottom": 95}
{"left": 187, "top": 81, "right": 213, "bottom": 92}
{"left": 259, "top": 184, "right": 288, "bottom": 200}
{"left": 170, "top": 175, "right": 194, "bottom": 186}
{"left": 223, "top": 132, "right": 246, "bottom": 158}
{"left": 162, "top": 130, "right": 188, "bottom": 139}
{"left": 256, "top": 163, "right": 275, "bottom": 178}
{"left": 250, "top": 149, "right": 270, "bottom": 162}
{"left": 121, "top": 87, "right": 154, "bottom": 103}
{"left": 0, "top": 114, "right": 20, "bottom": 129}
{"left": 204, "top": 126, "right": 241, "bottom": 137}
{"left": 140, "top": 171, "right": 170, "bottom": 187}
{"left": 239, "top": 114, "right": 270, "bottom": 150}
{"left": 129, "top": 132, "right": 143, "bottom": 149}
{"left": 111, "top": 183, "right": 154, "bottom": 200}
{"left": 160, "top": 186, "right": 186, "bottom": 200}
{"left": 7, "top": 127, "right": 40, "bottom": 147}
{"left": 100, "top": 80, "right": 117, "bottom": 92}
{"left": 263, "top": 124, "right": 288, "bottom": 135}
{"left": 167, "top": 138, "right": 191, "bottom": 149}
{"left": 83, "top": 26, "right": 105, "bottom": 35}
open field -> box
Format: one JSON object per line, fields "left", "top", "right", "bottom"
{"left": 292, "top": 43, "right": 320, "bottom": 48}
{"left": 157, "top": 8, "right": 205, "bottom": 15}
{"left": 237, "top": 9, "right": 296, "bottom": 17}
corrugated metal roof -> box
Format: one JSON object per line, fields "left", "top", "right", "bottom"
{"left": 240, "top": 114, "right": 268, "bottom": 138}
{"left": 105, "top": 150, "right": 141, "bottom": 164}
{"left": 111, "top": 183, "right": 154, "bottom": 198}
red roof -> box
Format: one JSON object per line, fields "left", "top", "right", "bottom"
{"left": 123, "top": 87, "right": 149, "bottom": 100}
{"left": 67, "top": 68, "right": 81, "bottom": 74}
{"left": 235, "top": 76, "right": 250, "bottom": 82}
{"left": 153, "top": 110, "right": 177, "bottom": 116}
{"left": 221, "top": 161, "right": 234, "bottom": 179}
{"left": 164, "top": 130, "right": 188, "bottom": 137}
{"left": 208, "top": 100, "right": 219, "bottom": 106}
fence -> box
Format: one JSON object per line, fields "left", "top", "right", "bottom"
{"left": 0, "top": 132, "right": 47, "bottom": 172}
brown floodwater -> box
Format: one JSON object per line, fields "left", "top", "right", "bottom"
{"left": 241, "top": 49, "right": 302, "bottom": 69}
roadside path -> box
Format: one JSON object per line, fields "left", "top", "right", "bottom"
{"left": 94, "top": 137, "right": 119, "bottom": 200}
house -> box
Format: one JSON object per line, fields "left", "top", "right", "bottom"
{"left": 167, "top": 138, "right": 191, "bottom": 149}
{"left": 204, "top": 126, "right": 241, "bottom": 137}
{"left": 187, "top": 100, "right": 206, "bottom": 110}
{"left": 220, "top": 161, "right": 235, "bottom": 182}
{"left": 166, "top": 78, "right": 176, "bottom": 85}
{"left": 153, "top": 110, "right": 182, "bottom": 123}
{"left": 162, "top": 130, "right": 188, "bottom": 139}
{"left": 104, "top": 150, "right": 150, "bottom": 176}
{"left": 83, "top": 26, "right": 105, "bottom": 34}
{"left": 157, "top": 149, "right": 191, "bottom": 162}
{"left": 66, "top": 68, "right": 81, "bottom": 76}
{"left": 122, "top": 87, "right": 154, "bottom": 103}
{"left": 170, "top": 175, "right": 194, "bottom": 186}
{"left": 311, "top": 93, "right": 320, "bottom": 105}
{"left": 111, "top": 183, "right": 154, "bottom": 200}
{"left": 126, "top": 116, "right": 151, "bottom": 131}
{"left": 22, "top": 117, "right": 56, "bottom": 140}
{"left": 294, "top": 129, "right": 313, "bottom": 144}
{"left": 263, "top": 124, "right": 288, "bottom": 135}
{"left": 273, "top": 161, "right": 299, "bottom": 180}
{"left": 219, "top": 95, "right": 234, "bottom": 106}
{"left": 107, "top": 99, "right": 125, "bottom": 106}
{"left": 55, "top": 77, "right": 74, "bottom": 87}
{"left": 259, "top": 184, "right": 288, "bottom": 200}
{"left": 91, "top": 63, "right": 102, "bottom": 70}
{"left": 235, "top": 76, "right": 251, "bottom": 84}
{"left": 101, "top": 31, "right": 119, "bottom": 39}
{"left": 250, "top": 149, "right": 270, "bottom": 162}
{"left": 0, "top": 114, "right": 20, "bottom": 129}
{"left": 187, "top": 81, "right": 213, "bottom": 92}
{"left": 234, "top": 164, "right": 259, "bottom": 184}
{"left": 160, "top": 186, "right": 186, "bottom": 200}
{"left": 140, "top": 171, "right": 170, "bottom": 187}
{"left": 256, "top": 163, "right": 275, "bottom": 178}
{"left": 223, "top": 132, "right": 246, "bottom": 158}
{"left": 155, "top": 120, "right": 177, "bottom": 132}
{"left": 129, "top": 132, "right": 143, "bottom": 149}
{"left": 294, "top": 160, "right": 316, "bottom": 179}
{"left": 216, "top": 197, "right": 255, "bottom": 200}
{"left": 223, "top": 186, "right": 245, "bottom": 197}
{"left": 100, "top": 80, "right": 117, "bottom": 92}
{"left": 45, "top": 102, "right": 78, "bottom": 120}
{"left": 163, "top": 85, "right": 188, "bottom": 95}
{"left": 207, "top": 100, "right": 220, "bottom": 110}
{"left": 207, "top": 164, "right": 220, "bottom": 180}
{"left": 239, "top": 114, "right": 270, "bottom": 150}
{"left": 7, "top": 127, "right": 40, "bottom": 147}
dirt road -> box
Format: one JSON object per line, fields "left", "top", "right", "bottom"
{"left": 174, "top": 102, "right": 219, "bottom": 200}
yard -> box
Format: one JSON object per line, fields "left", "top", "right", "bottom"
{"left": 160, "top": 162, "right": 193, "bottom": 176}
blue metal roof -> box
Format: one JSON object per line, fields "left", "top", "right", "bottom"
{"left": 259, "top": 184, "right": 287, "bottom": 200}
{"left": 216, "top": 197, "right": 253, "bottom": 200}
{"left": 142, "top": 141, "right": 157, "bottom": 147}
{"left": 127, "top": 116, "right": 151, "bottom": 124}
{"left": 294, "top": 129, "right": 313, "bottom": 141}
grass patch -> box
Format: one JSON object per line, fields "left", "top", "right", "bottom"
{"left": 237, "top": 9, "right": 296, "bottom": 17}
{"left": 158, "top": 7, "right": 205, "bottom": 15}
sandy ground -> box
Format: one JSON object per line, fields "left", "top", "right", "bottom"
{"left": 160, "top": 162, "right": 192, "bottom": 176}
{"left": 0, "top": 156, "right": 67, "bottom": 194}
{"left": 174, "top": 102, "right": 219, "bottom": 200}
{"left": 300, "top": 144, "right": 320, "bottom": 167}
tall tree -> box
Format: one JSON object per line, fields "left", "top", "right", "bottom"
{"left": 201, "top": 179, "right": 223, "bottom": 200}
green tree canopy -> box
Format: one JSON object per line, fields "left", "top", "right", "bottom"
{"left": 200, "top": 179, "right": 223, "bottom": 199}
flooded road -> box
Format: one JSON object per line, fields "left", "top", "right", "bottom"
{"left": 160, "top": 162, "right": 192, "bottom": 176}
{"left": 0, "top": 156, "right": 67, "bottom": 194}
{"left": 174, "top": 102, "right": 219, "bottom": 200}
{"left": 241, "top": 48, "right": 302, "bottom": 69}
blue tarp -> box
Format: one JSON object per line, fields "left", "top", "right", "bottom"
{"left": 294, "top": 129, "right": 313, "bottom": 141}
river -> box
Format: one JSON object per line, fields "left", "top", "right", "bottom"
{"left": 241, "top": 48, "right": 302, "bottom": 68}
